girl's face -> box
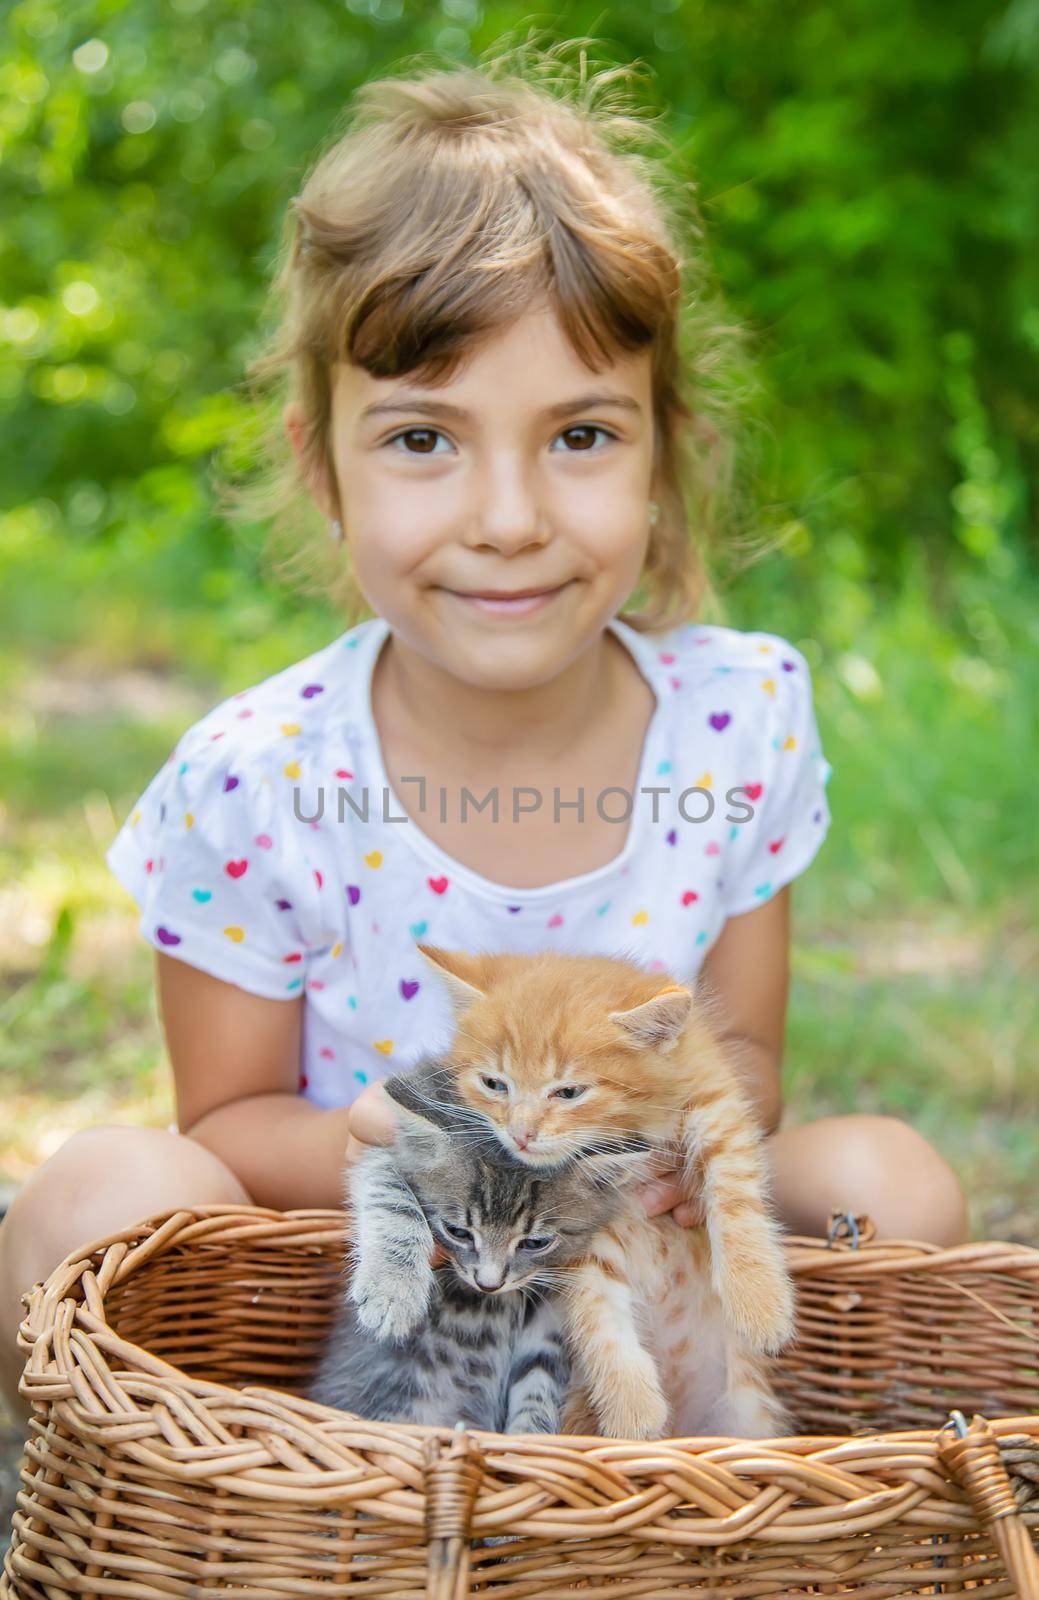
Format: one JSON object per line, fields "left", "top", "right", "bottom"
{"left": 287, "top": 301, "right": 657, "bottom": 691}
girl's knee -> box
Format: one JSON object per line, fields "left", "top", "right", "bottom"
{"left": 0, "top": 1124, "right": 251, "bottom": 1430}
{"left": 59, "top": 1124, "right": 251, "bottom": 1204}
{"left": 2, "top": 1123, "right": 252, "bottom": 1268}
{"left": 838, "top": 1115, "right": 968, "bottom": 1244}
{"left": 768, "top": 1114, "right": 969, "bottom": 1247}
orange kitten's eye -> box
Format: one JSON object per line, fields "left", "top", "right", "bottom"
{"left": 550, "top": 1085, "right": 588, "bottom": 1101}
{"left": 480, "top": 1074, "right": 509, "bottom": 1095}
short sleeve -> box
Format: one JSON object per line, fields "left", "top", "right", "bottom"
{"left": 723, "top": 643, "right": 833, "bottom": 917}
{"left": 105, "top": 727, "right": 327, "bottom": 999}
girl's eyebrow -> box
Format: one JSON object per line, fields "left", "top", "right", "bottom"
{"left": 359, "top": 391, "right": 643, "bottom": 423}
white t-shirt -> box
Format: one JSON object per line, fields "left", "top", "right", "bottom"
{"left": 106, "top": 613, "right": 832, "bottom": 1107}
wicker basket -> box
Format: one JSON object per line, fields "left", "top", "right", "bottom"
{"left": 4, "top": 1203, "right": 1038, "bottom": 1598}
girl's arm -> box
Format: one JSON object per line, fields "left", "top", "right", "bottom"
{"left": 156, "top": 952, "right": 352, "bottom": 1210}
{"left": 698, "top": 883, "right": 790, "bottom": 1138}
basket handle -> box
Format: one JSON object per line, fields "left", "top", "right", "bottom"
{"left": 424, "top": 1423, "right": 483, "bottom": 1600}
{"left": 938, "top": 1411, "right": 1039, "bottom": 1597}
{"left": 825, "top": 1209, "right": 877, "bottom": 1248}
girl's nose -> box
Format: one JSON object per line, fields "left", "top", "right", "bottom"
{"left": 467, "top": 460, "right": 549, "bottom": 555}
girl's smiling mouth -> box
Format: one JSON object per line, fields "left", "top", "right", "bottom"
{"left": 442, "top": 581, "right": 573, "bottom": 617}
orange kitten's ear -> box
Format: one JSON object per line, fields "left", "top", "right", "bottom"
{"left": 608, "top": 983, "right": 692, "bottom": 1054}
{"left": 415, "top": 943, "right": 488, "bottom": 1019}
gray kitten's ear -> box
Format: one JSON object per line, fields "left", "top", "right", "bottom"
{"left": 383, "top": 1070, "right": 455, "bottom": 1133}
{"left": 381, "top": 1078, "right": 455, "bottom": 1168}
{"left": 414, "top": 943, "right": 487, "bottom": 1020}
{"left": 608, "top": 983, "right": 692, "bottom": 1054}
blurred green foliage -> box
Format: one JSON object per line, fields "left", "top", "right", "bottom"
{"left": 2, "top": 0, "right": 1036, "bottom": 613}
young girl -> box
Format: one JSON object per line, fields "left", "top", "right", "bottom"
{"left": 0, "top": 57, "right": 968, "bottom": 1431}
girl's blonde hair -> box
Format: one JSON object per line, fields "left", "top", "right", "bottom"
{"left": 218, "top": 41, "right": 755, "bottom": 632}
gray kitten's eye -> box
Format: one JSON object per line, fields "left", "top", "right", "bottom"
{"left": 518, "top": 1235, "right": 556, "bottom": 1252}
{"left": 550, "top": 1084, "right": 587, "bottom": 1101}
{"left": 443, "top": 1221, "right": 474, "bottom": 1244}
{"left": 480, "top": 1074, "right": 509, "bottom": 1094}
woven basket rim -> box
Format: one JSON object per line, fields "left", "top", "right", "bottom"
{"left": 28, "top": 1201, "right": 1039, "bottom": 1283}
{"left": 12, "top": 1203, "right": 1039, "bottom": 1563}
{"left": 19, "top": 1204, "right": 1039, "bottom": 1451}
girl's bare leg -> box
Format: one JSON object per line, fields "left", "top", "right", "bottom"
{"left": 766, "top": 1113, "right": 970, "bottom": 1246}
{"left": 0, "top": 1124, "right": 253, "bottom": 1431}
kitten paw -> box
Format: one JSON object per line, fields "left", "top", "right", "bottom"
{"left": 597, "top": 1363, "right": 669, "bottom": 1440}
{"left": 722, "top": 1253, "right": 796, "bottom": 1353}
{"left": 350, "top": 1262, "right": 431, "bottom": 1342}
{"left": 505, "top": 1406, "right": 561, "bottom": 1436}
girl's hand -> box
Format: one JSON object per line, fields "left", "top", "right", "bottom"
{"left": 344, "top": 1081, "right": 398, "bottom": 1166}
{"left": 345, "top": 1081, "right": 447, "bottom": 1266}
{"left": 637, "top": 1167, "right": 706, "bottom": 1228}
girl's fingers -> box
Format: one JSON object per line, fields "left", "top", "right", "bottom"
{"left": 638, "top": 1177, "right": 684, "bottom": 1218}
{"left": 344, "top": 1133, "right": 368, "bottom": 1167}
{"left": 637, "top": 1167, "right": 706, "bottom": 1226}
{"left": 347, "top": 1082, "right": 398, "bottom": 1148}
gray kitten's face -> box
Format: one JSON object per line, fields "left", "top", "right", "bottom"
{"left": 384, "top": 1055, "right": 629, "bottom": 1296}
{"left": 399, "top": 1139, "right": 619, "bottom": 1295}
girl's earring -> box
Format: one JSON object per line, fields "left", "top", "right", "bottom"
{"left": 648, "top": 500, "right": 660, "bottom": 529}
{"left": 330, "top": 517, "right": 343, "bottom": 544}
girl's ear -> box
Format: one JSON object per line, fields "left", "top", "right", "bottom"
{"left": 608, "top": 984, "right": 692, "bottom": 1054}
{"left": 282, "top": 399, "right": 337, "bottom": 521}
{"left": 415, "top": 943, "right": 488, "bottom": 1019}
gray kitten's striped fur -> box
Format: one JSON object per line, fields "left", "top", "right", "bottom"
{"left": 308, "top": 1057, "right": 639, "bottom": 1432}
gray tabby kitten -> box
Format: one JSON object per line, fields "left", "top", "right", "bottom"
{"left": 308, "top": 1056, "right": 639, "bottom": 1433}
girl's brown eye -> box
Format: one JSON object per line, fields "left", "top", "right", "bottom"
{"left": 560, "top": 425, "right": 598, "bottom": 451}
{"left": 397, "top": 428, "right": 442, "bottom": 453}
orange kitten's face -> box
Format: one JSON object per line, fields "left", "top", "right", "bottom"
{"left": 415, "top": 944, "right": 694, "bottom": 1166}
{"left": 456, "top": 1042, "right": 659, "bottom": 1165}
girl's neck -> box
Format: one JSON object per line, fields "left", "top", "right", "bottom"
{"left": 372, "top": 624, "right": 627, "bottom": 772}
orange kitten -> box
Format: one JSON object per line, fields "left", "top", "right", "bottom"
{"left": 414, "top": 943, "right": 795, "bottom": 1440}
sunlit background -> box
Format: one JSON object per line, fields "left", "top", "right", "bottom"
{"left": 1, "top": 0, "right": 1036, "bottom": 1265}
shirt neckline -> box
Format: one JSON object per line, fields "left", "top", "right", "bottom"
{"left": 347, "top": 613, "right": 670, "bottom": 904}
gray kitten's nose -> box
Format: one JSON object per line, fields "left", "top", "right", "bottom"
{"left": 475, "top": 1271, "right": 506, "bottom": 1292}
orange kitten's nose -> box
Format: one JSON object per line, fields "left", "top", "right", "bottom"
{"left": 513, "top": 1129, "right": 533, "bottom": 1150}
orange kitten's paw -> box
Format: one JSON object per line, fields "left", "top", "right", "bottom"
{"left": 596, "top": 1357, "right": 669, "bottom": 1440}
{"left": 715, "top": 1387, "right": 792, "bottom": 1439}
{"left": 721, "top": 1348, "right": 796, "bottom": 1438}
{"left": 720, "top": 1248, "right": 796, "bottom": 1354}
